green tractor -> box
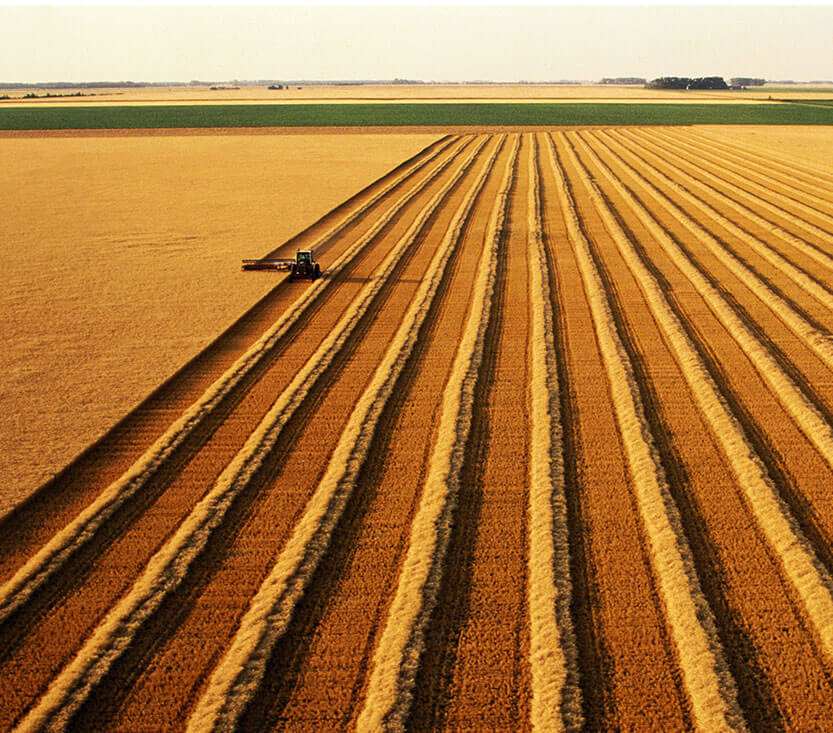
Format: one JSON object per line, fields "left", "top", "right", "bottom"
{"left": 289, "top": 250, "right": 321, "bottom": 281}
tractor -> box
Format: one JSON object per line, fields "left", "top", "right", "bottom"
{"left": 288, "top": 250, "right": 321, "bottom": 281}
{"left": 241, "top": 249, "right": 322, "bottom": 281}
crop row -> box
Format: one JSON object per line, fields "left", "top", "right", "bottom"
{"left": 16, "top": 135, "right": 493, "bottom": 730}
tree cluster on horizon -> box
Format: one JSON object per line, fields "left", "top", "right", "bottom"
{"left": 646, "top": 76, "right": 728, "bottom": 90}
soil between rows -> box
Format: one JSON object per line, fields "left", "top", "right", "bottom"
{"left": 409, "top": 134, "right": 532, "bottom": 730}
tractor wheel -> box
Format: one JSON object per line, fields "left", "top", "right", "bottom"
{"left": 289, "top": 264, "right": 296, "bottom": 282}
{"left": 313, "top": 264, "right": 321, "bottom": 280}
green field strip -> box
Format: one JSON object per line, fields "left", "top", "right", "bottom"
{"left": 778, "top": 98, "right": 833, "bottom": 107}
{"left": 2, "top": 102, "right": 833, "bottom": 129}
{"left": 763, "top": 87, "right": 833, "bottom": 94}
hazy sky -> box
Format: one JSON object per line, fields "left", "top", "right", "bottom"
{"left": 2, "top": 3, "right": 832, "bottom": 83}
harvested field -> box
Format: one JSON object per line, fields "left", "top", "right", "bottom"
{"left": 4, "top": 126, "right": 833, "bottom": 729}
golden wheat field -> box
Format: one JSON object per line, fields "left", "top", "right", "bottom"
{"left": 4, "top": 122, "right": 833, "bottom": 730}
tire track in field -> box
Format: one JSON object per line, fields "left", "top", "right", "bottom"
{"left": 181, "top": 134, "right": 507, "bottom": 732}
{"left": 548, "top": 132, "right": 743, "bottom": 731}
{"left": 0, "top": 134, "right": 455, "bottom": 582}
{"left": 356, "top": 135, "right": 519, "bottom": 732}
{"left": 601, "top": 129, "right": 833, "bottom": 303}
{"left": 651, "top": 128, "right": 833, "bottom": 221}
{"left": 623, "top": 129, "right": 833, "bottom": 249}
{"left": 15, "top": 137, "right": 494, "bottom": 732}
{"left": 567, "top": 130, "right": 833, "bottom": 677}
{"left": 671, "top": 128, "right": 833, "bottom": 200}
{"left": 684, "top": 128, "right": 833, "bottom": 189}
{"left": 408, "top": 133, "right": 528, "bottom": 731}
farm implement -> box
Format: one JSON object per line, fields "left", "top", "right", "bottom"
{"left": 242, "top": 249, "right": 322, "bottom": 281}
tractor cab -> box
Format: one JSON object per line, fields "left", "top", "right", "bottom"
{"left": 289, "top": 249, "right": 321, "bottom": 281}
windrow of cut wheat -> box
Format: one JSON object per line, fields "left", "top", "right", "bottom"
{"left": 683, "top": 128, "right": 833, "bottom": 189}
{"left": 599, "top": 129, "right": 833, "bottom": 286}
{"left": 649, "top": 127, "right": 833, "bottom": 220}
{"left": 525, "top": 133, "right": 582, "bottom": 731}
{"left": 356, "top": 134, "right": 520, "bottom": 733}
{"left": 547, "top": 132, "right": 743, "bottom": 730}
{"left": 13, "top": 136, "right": 489, "bottom": 733}
{"left": 625, "top": 129, "right": 833, "bottom": 248}
{"left": 0, "top": 134, "right": 461, "bottom": 630}
{"left": 569, "top": 129, "right": 833, "bottom": 668}
{"left": 576, "top": 131, "right": 833, "bottom": 473}
{"left": 185, "top": 135, "right": 507, "bottom": 733}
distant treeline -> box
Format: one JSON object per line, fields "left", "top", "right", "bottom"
{"left": 729, "top": 78, "right": 766, "bottom": 88}
{"left": 647, "top": 77, "right": 728, "bottom": 90}
{"left": 0, "top": 81, "right": 168, "bottom": 90}
{"left": 600, "top": 78, "right": 647, "bottom": 85}
{"left": 770, "top": 80, "right": 833, "bottom": 85}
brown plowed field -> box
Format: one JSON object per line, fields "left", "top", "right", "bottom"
{"left": 5, "top": 127, "right": 833, "bottom": 730}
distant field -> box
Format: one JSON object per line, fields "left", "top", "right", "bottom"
{"left": 3, "top": 102, "right": 833, "bottom": 129}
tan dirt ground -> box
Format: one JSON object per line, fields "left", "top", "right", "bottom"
{"left": 0, "top": 133, "right": 438, "bottom": 515}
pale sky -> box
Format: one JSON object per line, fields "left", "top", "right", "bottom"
{"left": 1, "top": 3, "right": 832, "bottom": 84}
